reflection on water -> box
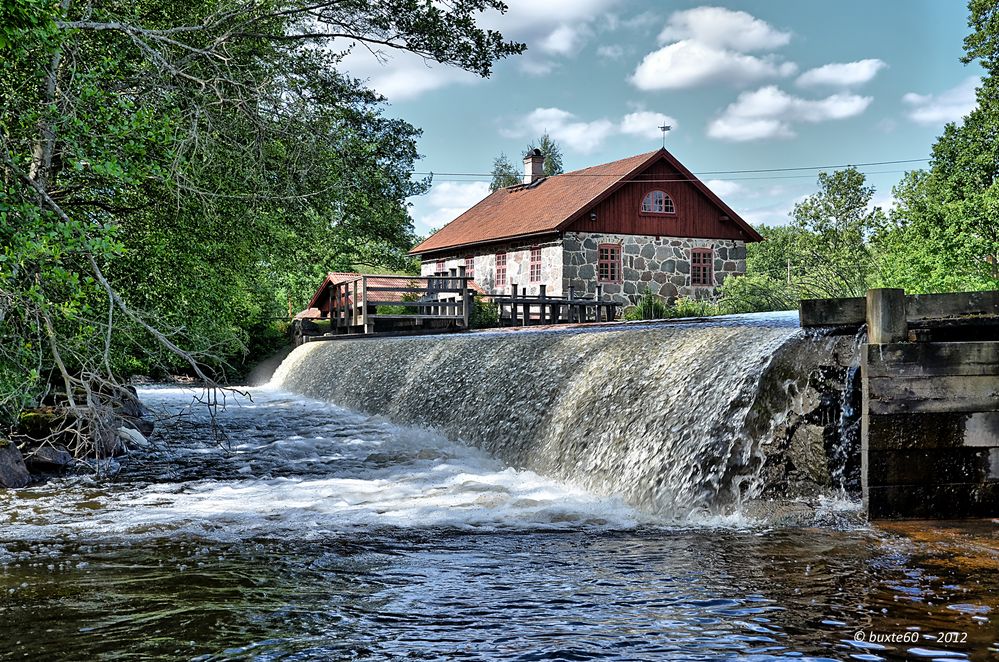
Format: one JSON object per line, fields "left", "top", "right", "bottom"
{"left": 0, "top": 387, "right": 996, "bottom": 660}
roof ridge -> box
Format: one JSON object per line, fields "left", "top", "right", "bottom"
{"left": 560, "top": 149, "right": 661, "bottom": 176}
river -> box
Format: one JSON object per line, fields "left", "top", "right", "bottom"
{"left": 1, "top": 385, "right": 996, "bottom": 660}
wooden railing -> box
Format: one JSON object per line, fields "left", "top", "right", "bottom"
{"left": 492, "top": 283, "right": 618, "bottom": 326}
{"left": 323, "top": 268, "right": 473, "bottom": 335}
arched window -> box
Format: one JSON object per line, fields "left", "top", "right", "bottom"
{"left": 640, "top": 190, "right": 675, "bottom": 214}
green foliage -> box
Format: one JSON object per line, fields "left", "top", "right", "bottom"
{"left": 624, "top": 290, "right": 724, "bottom": 321}
{"left": 790, "top": 168, "right": 885, "bottom": 297}
{"left": 490, "top": 134, "right": 564, "bottom": 191}
{"left": 671, "top": 296, "right": 723, "bottom": 317}
{"left": 717, "top": 273, "right": 797, "bottom": 313}
{"left": 622, "top": 289, "right": 670, "bottom": 320}
{"left": 0, "top": 0, "right": 524, "bottom": 430}
{"left": 489, "top": 153, "right": 520, "bottom": 191}
{"left": 526, "top": 133, "right": 564, "bottom": 177}
{"left": 873, "top": 0, "right": 999, "bottom": 293}
{"left": 739, "top": 168, "right": 886, "bottom": 314}
{"left": 469, "top": 293, "right": 499, "bottom": 328}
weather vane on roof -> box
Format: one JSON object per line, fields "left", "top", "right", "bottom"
{"left": 659, "top": 122, "right": 672, "bottom": 148}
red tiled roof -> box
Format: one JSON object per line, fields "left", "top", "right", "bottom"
{"left": 409, "top": 148, "right": 761, "bottom": 255}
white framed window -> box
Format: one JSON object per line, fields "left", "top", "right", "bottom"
{"left": 641, "top": 190, "right": 675, "bottom": 214}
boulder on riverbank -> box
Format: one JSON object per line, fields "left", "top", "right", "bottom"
{"left": 0, "top": 440, "right": 31, "bottom": 488}
{"left": 1, "top": 386, "right": 157, "bottom": 489}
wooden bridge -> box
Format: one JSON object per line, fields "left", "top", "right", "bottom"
{"left": 300, "top": 267, "right": 620, "bottom": 340}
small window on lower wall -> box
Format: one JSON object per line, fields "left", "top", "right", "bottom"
{"left": 690, "top": 248, "right": 713, "bottom": 286}
{"left": 435, "top": 259, "right": 445, "bottom": 274}
{"left": 529, "top": 246, "right": 542, "bottom": 283}
{"left": 598, "top": 244, "right": 621, "bottom": 283}
{"left": 464, "top": 256, "right": 475, "bottom": 278}
{"left": 495, "top": 252, "right": 507, "bottom": 288}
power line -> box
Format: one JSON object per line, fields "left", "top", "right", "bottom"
{"left": 426, "top": 169, "right": 918, "bottom": 184}
{"left": 410, "top": 157, "right": 930, "bottom": 180}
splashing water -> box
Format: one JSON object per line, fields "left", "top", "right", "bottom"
{"left": 273, "top": 313, "right": 820, "bottom": 518}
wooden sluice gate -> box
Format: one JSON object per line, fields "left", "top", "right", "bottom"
{"left": 801, "top": 289, "right": 999, "bottom": 519}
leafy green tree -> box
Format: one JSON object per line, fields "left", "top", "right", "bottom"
{"left": 874, "top": 0, "right": 999, "bottom": 293}
{"left": 790, "top": 168, "right": 885, "bottom": 297}
{"left": 526, "top": 133, "right": 564, "bottom": 177}
{"left": 746, "top": 224, "right": 810, "bottom": 285}
{"left": 489, "top": 152, "right": 520, "bottom": 191}
{"left": 0, "top": 0, "right": 524, "bottom": 443}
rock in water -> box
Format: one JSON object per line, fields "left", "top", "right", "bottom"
{"left": 24, "top": 445, "right": 74, "bottom": 472}
{"left": 0, "top": 441, "right": 31, "bottom": 488}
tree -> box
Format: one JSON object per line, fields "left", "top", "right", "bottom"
{"left": 790, "top": 168, "right": 885, "bottom": 298}
{"left": 489, "top": 152, "right": 520, "bottom": 191}
{"left": 874, "top": 0, "right": 999, "bottom": 293}
{"left": 526, "top": 132, "right": 564, "bottom": 177}
{"left": 0, "top": 0, "right": 524, "bottom": 451}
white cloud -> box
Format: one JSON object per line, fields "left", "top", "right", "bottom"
{"left": 902, "top": 75, "right": 979, "bottom": 125}
{"left": 796, "top": 59, "right": 886, "bottom": 88}
{"left": 741, "top": 195, "right": 809, "bottom": 226}
{"left": 415, "top": 181, "right": 492, "bottom": 232}
{"left": 704, "top": 179, "right": 745, "bottom": 197}
{"left": 619, "top": 111, "right": 678, "bottom": 139}
{"left": 540, "top": 24, "right": 588, "bottom": 55}
{"left": 504, "top": 108, "right": 678, "bottom": 153}
{"left": 631, "top": 7, "right": 794, "bottom": 90}
{"left": 488, "top": 0, "right": 622, "bottom": 77}
{"left": 338, "top": 0, "right": 622, "bottom": 99}
{"left": 708, "top": 85, "right": 873, "bottom": 141}
{"left": 342, "top": 51, "right": 481, "bottom": 100}
{"left": 596, "top": 44, "right": 625, "bottom": 60}
{"left": 504, "top": 108, "right": 617, "bottom": 153}
{"left": 632, "top": 40, "right": 796, "bottom": 90}
{"left": 658, "top": 6, "right": 791, "bottom": 52}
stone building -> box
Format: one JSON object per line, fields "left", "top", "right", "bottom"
{"left": 409, "top": 148, "right": 762, "bottom": 305}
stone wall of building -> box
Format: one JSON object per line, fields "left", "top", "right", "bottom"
{"left": 561, "top": 231, "right": 747, "bottom": 305}
{"left": 419, "top": 240, "right": 563, "bottom": 296}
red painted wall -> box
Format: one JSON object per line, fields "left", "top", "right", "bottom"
{"left": 568, "top": 158, "right": 749, "bottom": 240}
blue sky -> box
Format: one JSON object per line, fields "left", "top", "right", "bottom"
{"left": 340, "top": 1, "right": 982, "bottom": 235}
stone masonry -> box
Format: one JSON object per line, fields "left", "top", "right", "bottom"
{"left": 420, "top": 240, "right": 563, "bottom": 296}
{"left": 562, "top": 232, "right": 746, "bottom": 305}
{"left": 422, "top": 233, "right": 747, "bottom": 306}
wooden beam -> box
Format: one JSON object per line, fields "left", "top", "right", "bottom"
{"left": 799, "top": 296, "right": 865, "bottom": 327}
{"left": 906, "top": 290, "right": 999, "bottom": 320}
{"left": 867, "top": 375, "right": 999, "bottom": 414}
{"left": 865, "top": 342, "right": 999, "bottom": 377}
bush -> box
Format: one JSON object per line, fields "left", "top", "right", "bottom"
{"left": 671, "top": 296, "right": 723, "bottom": 317}
{"left": 469, "top": 294, "right": 499, "bottom": 328}
{"left": 623, "top": 289, "right": 670, "bottom": 320}
{"left": 718, "top": 273, "right": 797, "bottom": 314}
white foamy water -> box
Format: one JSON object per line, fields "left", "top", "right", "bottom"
{"left": 0, "top": 386, "right": 650, "bottom": 543}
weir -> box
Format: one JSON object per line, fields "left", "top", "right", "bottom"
{"left": 272, "top": 313, "right": 862, "bottom": 519}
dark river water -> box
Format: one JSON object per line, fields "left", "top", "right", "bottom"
{"left": 1, "top": 387, "right": 996, "bottom": 660}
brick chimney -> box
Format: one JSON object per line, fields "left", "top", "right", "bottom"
{"left": 523, "top": 148, "right": 544, "bottom": 184}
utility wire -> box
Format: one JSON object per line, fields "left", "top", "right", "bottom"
{"left": 410, "top": 157, "right": 930, "bottom": 180}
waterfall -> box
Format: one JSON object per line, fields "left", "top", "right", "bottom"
{"left": 271, "top": 313, "right": 858, "bottom": 519}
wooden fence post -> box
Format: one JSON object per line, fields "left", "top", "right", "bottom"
{"left": 350, "top": 278, "right": 361, "bottom": 327}
{"left": 867, "top": 288, "right": 907, "bottom": 344}
{"left": 539, "top": 284, "right": 547, "bottom": 324}
{"left": 458, "top": 265, "right": 470, "bottom": 328}
{"left": 510, "top": 282, "right": 518, "bottom": 326}
{"left": 361, "top": 276, "right": 372, "bottom": 334}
